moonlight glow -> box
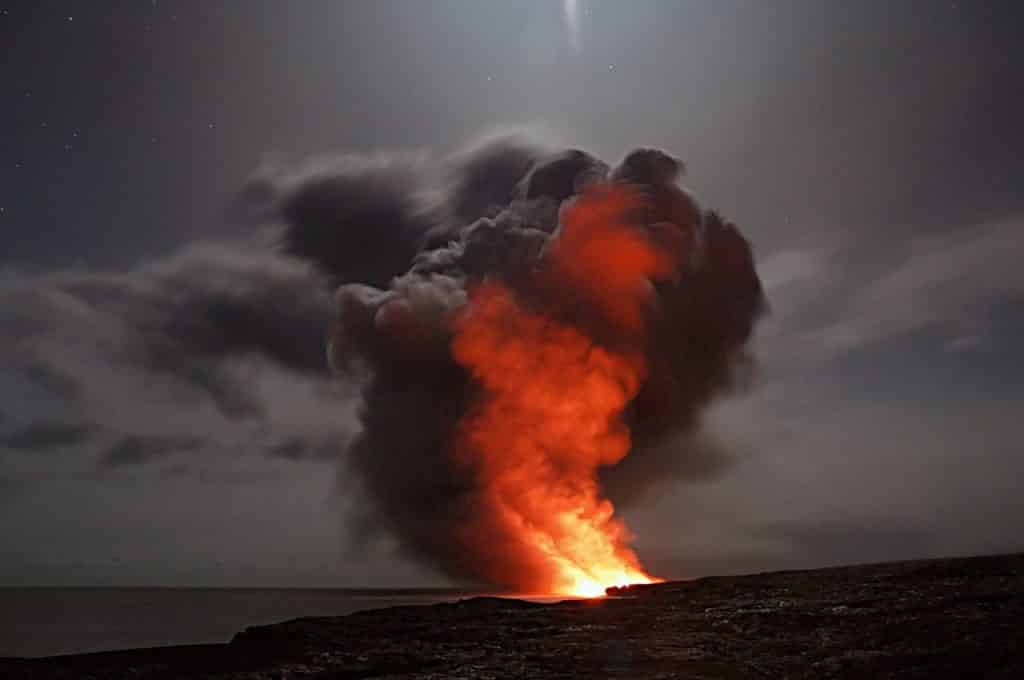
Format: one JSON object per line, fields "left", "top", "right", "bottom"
{"left": 563, "top": 0, "right": 581, "bottom": 53}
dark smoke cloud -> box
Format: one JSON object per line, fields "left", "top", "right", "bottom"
{"left": 248, "top": 135, "right": 563, "bottom": 289}
{"left": 267, "top": 432, "right": 351, "bottom": 462}
{"left": 247, "top": 155, "right": 434, "bottom": 288}
{"left": 601, "top": 430, "right": 733, "bottom": 507}
{"left": 0, "top": 422, "right": 95, "bottom": 453}
{"left": 100, "top": 434, "right": 206, "bottom": 468}
{"left": 444, "top": 133, "right": 549, "bottom": 225}
{"left": 318, "top": 140, "right": 766, "bottom": 587}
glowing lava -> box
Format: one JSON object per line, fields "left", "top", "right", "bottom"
{"left": 451, "top": 184, "right": 675, "bottom": 597}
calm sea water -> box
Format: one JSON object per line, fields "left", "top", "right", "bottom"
{"left": 0, "top": 588, "right": 487, "bottom": 658}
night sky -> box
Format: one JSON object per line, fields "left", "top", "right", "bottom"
{"left": 2, "top": 0, "right": 1023, "bottom": 587}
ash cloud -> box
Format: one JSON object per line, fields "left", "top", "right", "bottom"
{"left": 315, "top": 137, "right": 766, "bottom": 586}
{"left": 444, "top": 134, "right": 547, "bottom": 225}
{"left": 248, "top": 154, "right": 434, "bottom": 288}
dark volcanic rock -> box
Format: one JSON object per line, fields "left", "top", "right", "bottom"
{"left": 3, "top": 553, "right": 1023, "bottom": 678}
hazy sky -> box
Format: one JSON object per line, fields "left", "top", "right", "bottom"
{"left": 2, "top": 0, "right": 1023, "bottom": 587}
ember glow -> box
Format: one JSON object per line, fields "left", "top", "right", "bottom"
{"left": 451, "top": 186, "right": 674, "bottom": 596}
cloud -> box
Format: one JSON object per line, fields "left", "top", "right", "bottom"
{"left": 756, "top": 519, "right": 937, "bottom": 567}
{"left": 99, "top": 434, "right": 206, "bottom": 468}
{"left": 245, "top": 131, "right": 564, "bottom": 288}
{"left": 621, "top": 375, "right": 1024, "bottom": 581}
{"left": 0, "top": 422, "right": 95, "bottom": 453}
{"left": 0, "top": 241, "right": 354, "bottom": 473}
{"left": 247, "top": 153, "right": 435, "bottom": 288}
{"left": 643, "top": 520, "right": 937, "bottom": 578}
{"left": 266, "top": 432, "right": 349, "bottom": 462}
{"left": 756, "top": 215, "right": 1024, "bottom": 361}
{"left": 756, "top": 248, "right": 828, "bottom": 293}
{"left": 443, "top": 132, "right": 551, "bottom": 224}
{"left": 0, "top": 476, "right": 24, "bottom": 508}
{"left": 599, "top": 429, "right": 733, "bottom": 507}
{"left": 6, "top": 359, "right": 83, "bottom": 402}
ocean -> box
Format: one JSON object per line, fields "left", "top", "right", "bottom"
{"left": 0, "top": 587, "right": 486, "bottom": 658}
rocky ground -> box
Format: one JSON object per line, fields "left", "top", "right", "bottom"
{"left": 3, "top": 553, "right": 1022, "bottom": 679}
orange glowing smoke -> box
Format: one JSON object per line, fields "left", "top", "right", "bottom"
{"left": 451, "top": 184, "right": 678, "bottom": 597}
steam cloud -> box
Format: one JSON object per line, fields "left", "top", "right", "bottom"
{"left": 264, "top": 134, "right": 766, "bottom": 588}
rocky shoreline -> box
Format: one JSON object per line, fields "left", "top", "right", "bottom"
{"left": 3, "top": 553, "right": 1022, "bottom": 678}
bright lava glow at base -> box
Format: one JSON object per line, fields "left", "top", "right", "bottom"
{"left": 572, "top": 580, "right": 608, "bottom": 599}
{"left": 561, "top": 568, "right": 661, "bottom": 599}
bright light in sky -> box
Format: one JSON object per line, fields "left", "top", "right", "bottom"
{"left": 563, "top": 0, "right": 581, "bottom": 53}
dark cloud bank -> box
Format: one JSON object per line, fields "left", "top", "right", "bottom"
{"left": 0, "top": 133, "right": 764, "bottom": 587}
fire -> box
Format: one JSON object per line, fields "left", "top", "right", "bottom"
{"left": 451, "top": 184, "right": 675, "bottom": 597}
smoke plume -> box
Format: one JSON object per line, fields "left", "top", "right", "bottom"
{"left": 270, "top": 136, "right": 765, "bottom": 592}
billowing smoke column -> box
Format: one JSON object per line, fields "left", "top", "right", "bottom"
{"left": 302, "top": 139, "right": 764, "bottom": 594}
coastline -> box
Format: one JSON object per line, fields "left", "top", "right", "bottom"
{"left": 3, "top": 553, "right": 1022, "bottom": 678}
